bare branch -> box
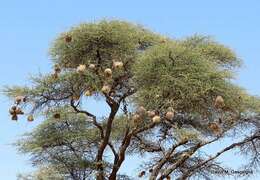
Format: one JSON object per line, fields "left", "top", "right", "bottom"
{"left": 177, "top": 133, "right": 260, "bottom": 180}
{"left": 70, "top": 100, "right": 104, "bottom": 139}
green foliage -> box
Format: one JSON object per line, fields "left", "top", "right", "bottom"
{"left": 49, "top": 20, "right": 162, "bottom": 69}
{"left": 180, "top": 35, "right": 241, "bottom": 68}
{"left": 16, "top": 108, "right": 98, "bottom": 170}
{"left": 17, "top": 108, "right": 99, "bottom": 153}
{"left": 133, "top": 40, "right": 258, "bottom": 117}
{"left": 2, "top": 85, "right": 31, "bottom": 99}
{"left": 17, "top": 166, "right": 64, "bottom": 180}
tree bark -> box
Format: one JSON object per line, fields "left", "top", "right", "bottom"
{"left": 109, "top": 131, "right": 132, "bottom": 180}
{"left": 96, "top": 103, "right": 119, "bottom": 180}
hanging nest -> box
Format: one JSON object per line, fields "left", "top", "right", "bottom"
{"left": 9, "top": 106, "right": 24, "bottom": 120}
{"left": 53, "top": 113, "right": 61, "bottom": 119}
{"left": 180, "top": 152, "right": 189, "bottom": 158}
{"left": 110, "top": 91, "right": 116, "bottom": 97}
{"left": 147, "top": 110, "right": 156, "bottom": 118}
{"left": 65, "top": 35, "right": 72, "bottom": 43}
{"left": 165, "top": 111, "right": 175, "bottom": 120}
{"left": 152, "top": 115, "right": 161, "bottom": 123}
{"left": 27, "top": 115, "right": 34, "bottom": 122}
{"left": 214, "top": 95, "right": 225, "bottom": 109}
{"left": 101, "top": 85, "right": 111, "bottom": 94}
{"left": 104, "top": 68, "right": 112, "bottom": 78}
{"left": 76, "top": 64, "right": 86, "bottom": 73}
{"left": 84, "top": 90, "right": 92, "bottom": 96}
{"left": 88, "top": 64, "right": 96, "bottom": 70}
{"left": 15, "top": 96, "right": 26, "bottom": 104}
{"left": 113, "top": 61, "right": 124, "bottom": 69}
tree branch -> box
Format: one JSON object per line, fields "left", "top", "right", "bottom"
{"left": 149, "top": 140, "right": 189, "bottom": 180}
{"left": 70, "top": 100, "right": 104, "bottom": 139}
{"left": 177, "top": 133, "right": 260, "bottom": 180}
{"left": 96, "top": 103, "right": 120, "bottom": 180}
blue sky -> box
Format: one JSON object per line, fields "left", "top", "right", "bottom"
{"left": 0, "top": 0, "right": 259, "bottom": 179}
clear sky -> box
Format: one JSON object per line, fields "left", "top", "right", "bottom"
{"left": 0, "top": 0, "right": 259, "bottom": 179}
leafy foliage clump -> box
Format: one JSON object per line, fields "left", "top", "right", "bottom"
{"left": 50, "top": 20, "right": 162, "bottom": 69}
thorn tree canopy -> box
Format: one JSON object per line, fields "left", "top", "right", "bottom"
{"left": 3, "top": 20, "right": 260, "bottom": 180}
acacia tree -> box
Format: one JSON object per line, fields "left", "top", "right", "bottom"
{"left": 4, "top": 20, "right": 260, "bottom": 180}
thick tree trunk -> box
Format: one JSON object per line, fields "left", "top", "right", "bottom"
{"left": 96, "top": 103, "right": 120, "bottom": 180}
{"left": 96, "top": 171, "right": 105, "bottom": 180}
{"left": 108, "top": 134, "right": 132, "bottom": 180}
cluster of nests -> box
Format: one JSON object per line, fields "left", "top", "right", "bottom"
{"left": 52, "top": 61, "right": 123, "bottom": 98}
{"left": 132, "top": 106, "right": 175, "bottom": 125}
{"left": 9, "top": 96, "right": 33, "bottom": 122}
{"left": 132, "top": 95, "right": 225, "bottom": 135}
{"left": 136, "top": 97, "right": 225, "bottom": 178}
{"left": 138, "top": 170, "right": 171, "bottom": 179}
{"left": 9, "top": 96, "right": 62, "bottom": 122}
{"left": 52, "top": 37, "right": 124, "bottom": 99}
